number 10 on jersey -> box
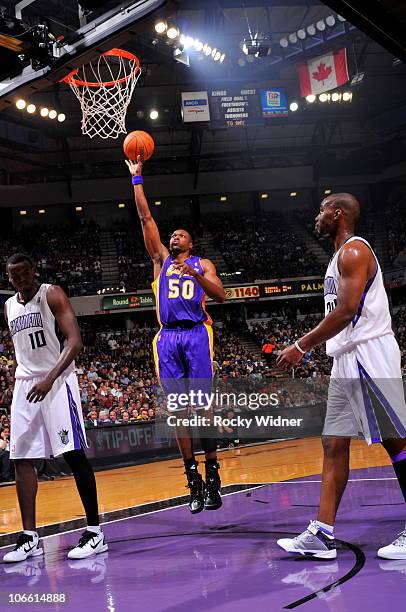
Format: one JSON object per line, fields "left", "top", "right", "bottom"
{"left": 29, "top": 330, "right": 47, "bottom": 350}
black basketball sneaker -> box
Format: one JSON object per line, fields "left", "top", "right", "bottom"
{"left": 185, "top": 462, "right": 205, "bottom": 514}
{"left": 204, "top": 461, "right": 222, "bottom": 510}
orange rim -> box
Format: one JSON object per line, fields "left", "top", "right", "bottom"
{"left": 60, "top": 48, "right": 141, "bottom": 88}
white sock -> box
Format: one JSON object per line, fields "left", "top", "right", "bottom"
{"left": 23, "top": 530, "right": 38, "bottom": 538}
{"left": 87, "top": 525, "right": 101, "bottom": 535}
{"left": 315, "top": 520, "right": 334, "bottom": 537}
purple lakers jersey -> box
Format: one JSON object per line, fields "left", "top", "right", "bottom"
{"left": 152, "top": 256, "right": 212, "bottom": 326}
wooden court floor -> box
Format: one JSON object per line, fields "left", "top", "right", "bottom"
{"left": 0, "top": 438, "right": 391, "bottom": 534}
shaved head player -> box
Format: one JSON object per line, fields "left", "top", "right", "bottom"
{"left": 126, "top": 156, "right": 225, "bottom": 514}
{"left": 3, "top": 254, "right": 107, "bottom": 563}
{"left": 277, "top": 193, "right": 406, "bottom": 560}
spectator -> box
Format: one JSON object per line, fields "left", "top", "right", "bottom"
{"left": 98, "top": 410, "right": 110, "bottom": 425}
{"left": 86, "top": 410, "right": 99, "bottom": 428}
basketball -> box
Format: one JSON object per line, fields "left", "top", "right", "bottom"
{"left": 123, "top": 130, "right": 155, "bottom": 161}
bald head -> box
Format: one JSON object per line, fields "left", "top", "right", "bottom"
{"left": 323, "top": 193, "right": 360, "bottom": 226}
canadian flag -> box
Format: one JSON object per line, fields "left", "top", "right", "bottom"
{"left": 298, "top": 48, "right": 349, "bottom": 97}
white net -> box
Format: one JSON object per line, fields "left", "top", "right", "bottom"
{"left": 63, "top": 49, "right": 141, "bottom": 139}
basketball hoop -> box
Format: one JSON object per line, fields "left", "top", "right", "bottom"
{"left": 61, "top": 48, "right": 141, "bottom": 139}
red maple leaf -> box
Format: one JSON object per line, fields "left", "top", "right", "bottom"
{"left": 312, "top": 62, "right": 333, "bottom": 85}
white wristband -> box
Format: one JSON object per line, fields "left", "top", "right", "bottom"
{"left": 294, "top": 340, "right": 306, "bottom": 354}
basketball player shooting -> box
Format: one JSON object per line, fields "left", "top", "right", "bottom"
{"left": 126, "top": 155, "right": 225, "bottom": 514}
{"left": 3, "top": 254, "right": 107, "bottom": 563}
{"left": 276, "top": 193, "right": 406, "bottom": 560}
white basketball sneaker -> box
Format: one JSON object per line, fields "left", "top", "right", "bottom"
{"left": 377, "top": 529, "right": 406, "bottom": 560}
{"left": 3, "top": 533, "right": 43, "bottom": 563}
{"left": 277, "top": 521, "right": 337, "bottom": 559}
{"left": 67, "top": 530, "right": 108, "bottom": 560}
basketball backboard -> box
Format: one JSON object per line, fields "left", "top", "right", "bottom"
{"left": 0, "top": 0, "right": 171, "bottom": 109}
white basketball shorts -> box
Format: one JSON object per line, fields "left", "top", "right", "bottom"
{"left": 9, "top": 371, "right": 88, "bottom": 459}
{"left": 323, "top": 334, "right": 406, "bottom": 444}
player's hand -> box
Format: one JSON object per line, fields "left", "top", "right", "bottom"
{"left": 276, "top": 345, "right": 304, "bottom": 371}
{"left": 26, "top": 377, "right": 54, "bottom": 403}
{"left": 125, "top": 155, "right": 143, "bottom": 176}
{"left": 172, "top": 262, "right": 198, "bottom": 277}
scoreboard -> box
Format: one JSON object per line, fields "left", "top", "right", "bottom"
{"left": 208, "top": 86, "right": 288, "bottom": 128}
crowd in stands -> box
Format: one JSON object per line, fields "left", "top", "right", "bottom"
{"left": 297, "top": 206, "right": 377, "bottom": 261}
{"left": 0, "top": 221, "right": 102, "bottom": 296}
{"left": 114, "top": 224, "right": 151, "bottom": 291}
{"left": 0, "top": 200, "right": 401, "bottom": 299}
{"left": 385, "top": 200, "right": 406, "bottom": 267}
{"left": 210, "top": 213, "right": 323, "bottom": 281}
{"left": 249, "top": 316, "right": 332, "bottom": 378}
{"left": 394, "top": 306, "right": 406, "bottom": 376}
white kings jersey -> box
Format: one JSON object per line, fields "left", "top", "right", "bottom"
{"left": 324, "top": 236, "right": 393, "bottom": 358}
{"left": 5, "top": 284, "right": 74, "bottom": 380}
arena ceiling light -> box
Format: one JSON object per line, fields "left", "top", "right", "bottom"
{"left": 261, "top": 193, "right": 269, "bottom": 199}
{"left": 324, "top": 189, "right": 332, "bottom": 195}
{"left": 279, "top": 15, "right": 342, "bottom": 51}
{"left": 203, "top": 44, "right": 212, "bottom": 56}
{"left": 194, "top": 39, "right": 203, "bottom": 53}
{"left": 306, "top": 94, "right": 316, "bottom": 103}
{"left": 154, "top": 20, "right": 167, "bottom": 34}
{"left": 220, "top": 196, "right": 227, "bottom": 202}
{"left": 38, "top": 209, "right": 45, "bottom": 214}
{"left": 19, "top": 210, "right": 27, "bottom": 215}
{"left": 118, "top": 203, "right": 126, "bottom": 208}
{"left": 310, "top": 92, "right": 352, "bottom": 105}
{"left": 179, "top": 35, "right": 191, "bottom": 49}
{"left": 154, "top": 200, "right": 162, "bottom": 206}
{"left": 289, "top": 102, "right": 299, "bottom": 111}
{"left": 16, "top": 100, "right": 66, "bottom": 122}
{"left": 75, "top": 206, "right": 83, "bottom": 212}
{"left": 166, "top": 25, "right": 179, "bottom": 40}
{"left": 154, "top": 22, "right": 226, "bottom": 64}
{"left": 149, "top": 109, "right": 159, "bottom": 120}
{"left": 290, "top": 192, "right": 297, "bottom": 197}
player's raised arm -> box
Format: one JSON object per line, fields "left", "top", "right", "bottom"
{"left": 125, "top": 156, "right": 169, "bottom": 268}
{"left": 26, "top": 286, "right": 83, "bottom": 402}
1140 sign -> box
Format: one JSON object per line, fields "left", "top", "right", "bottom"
{"left": 225, "top": 286, "right": 260, "bottom": 300}
{"left": 206, "top": 285, "right": 260, "bottom": 302}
